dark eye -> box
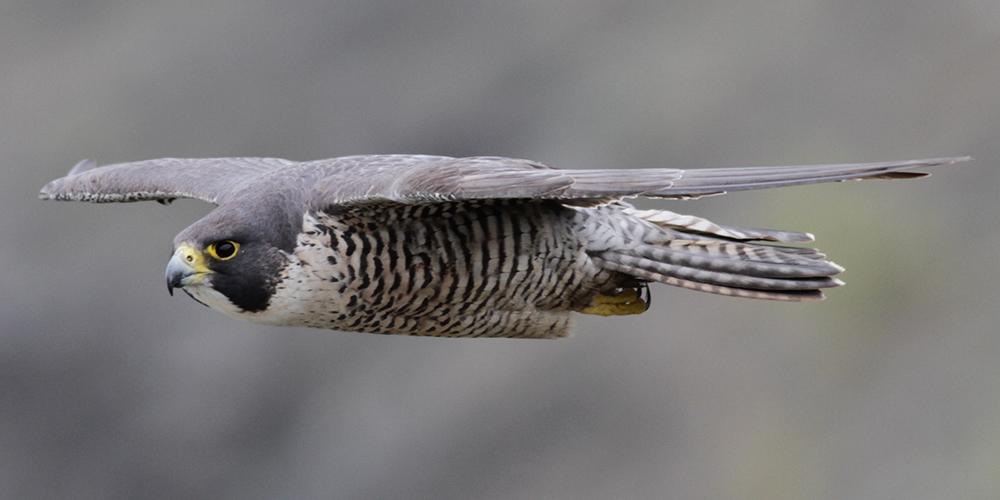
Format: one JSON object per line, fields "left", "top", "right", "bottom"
{"left": 208, "top": 240, "right": 240, "bottom": 261}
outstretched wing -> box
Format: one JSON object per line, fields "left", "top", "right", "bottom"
{"left": 39, "top": 157, "right": 295, "bottom": 205}
{"left": 309, "top": 155, "right": 969, "bottom": 206}
{"left": 41, "top": 155, "right": 968, "bottom": 207}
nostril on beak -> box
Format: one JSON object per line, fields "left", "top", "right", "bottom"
{"left": 165, "top": 250, "right": 196, "bottom": 297}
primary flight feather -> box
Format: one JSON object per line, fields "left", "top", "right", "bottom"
{"left": 40, "top": 155, "right": 967, "bottom": 338}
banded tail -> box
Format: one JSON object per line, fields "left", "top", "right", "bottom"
{"left": 582, "top": 205, "right": 845, "bottom": 303}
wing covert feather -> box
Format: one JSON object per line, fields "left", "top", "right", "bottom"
{"left": 305, "top": 155, "right": 572, "bottom": 205}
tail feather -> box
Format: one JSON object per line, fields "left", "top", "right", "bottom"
{"left": 753, "top": 245, "right": 828, "bottom": 260}
{"left": 632, "top": 243, "right": 841, "bottom": 278}
{"left": 586, "top": 206, "right": 846, "bottom": 301}
{"left": 603, "top": 252, "right": 842, "bottom": 291}
{"left": 592, "top": 256, "right": 826, "bottom": 301}
{"left": 630, "top": 209, "right": 832, "bottom": 260}
{"left": 647, "top": 227, "right": 832, "bottom": 260}
{"left": 627, "top": 208, "right": 815, "bottom": 243}
{"left": 662, "top": 239, "right": 833, "bottom": 266}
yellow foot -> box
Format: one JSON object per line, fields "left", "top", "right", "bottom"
{"left": 580, "top": 287, "right": 649, "bottom": 316}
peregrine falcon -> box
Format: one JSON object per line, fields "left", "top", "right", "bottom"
{"left": 40, "top": 155, "right": 966, "bottom": 338}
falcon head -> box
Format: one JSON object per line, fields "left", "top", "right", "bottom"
{"left": 164, "top": 202, "right": 299, "bottom": 314}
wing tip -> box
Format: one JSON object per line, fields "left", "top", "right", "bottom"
{"left": 871, "top": 156, "right": 970, "bottom": 168}
{"left": 38, "top": 178, "right": 62, "bottom": 200}
{"left": 911, "top": 155, "right": 972, "bottom": 169}
{"left": 869, "top": 156, "right": 970, "bottom": 181}
{"left": 942, "top": 155, "right": 972, "bottom": 164}
{"left": 40, "top": 159, "right": 99, "bottom": 201}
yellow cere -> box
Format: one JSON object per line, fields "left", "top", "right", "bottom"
{"left": 175, "top": 243, "right": 213, "bottom": 274}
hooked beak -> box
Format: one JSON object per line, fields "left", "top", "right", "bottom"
{"left": 166, "top": 244, "right": 210, "bottom": 295}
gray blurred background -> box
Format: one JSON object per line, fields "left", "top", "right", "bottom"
{"left": 2, "top": 1, "right": 998, "bottom": 499}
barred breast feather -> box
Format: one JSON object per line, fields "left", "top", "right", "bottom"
{"left": 261, "top": 201, "right": 616, "bottom": 338}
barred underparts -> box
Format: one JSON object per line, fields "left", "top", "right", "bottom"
{"left": 39, "top": 154, "right": 966, "bottom": 338}
{"left": 260, "top": 200, "right": 843, "bottom": 338}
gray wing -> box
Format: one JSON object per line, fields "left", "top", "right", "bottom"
{"left": 306, "top": 155, "right": 575, "bottom": 205}
{"left": 308, "top": 155, "right": 969, "bottom": 206}
{"left": 39, "top": 157, "right": 295, "bottom": 205}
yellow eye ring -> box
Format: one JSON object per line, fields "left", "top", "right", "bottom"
{"left": 207, "top": 240, "right": 240, "bottom": 261}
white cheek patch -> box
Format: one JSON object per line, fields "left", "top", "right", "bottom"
{"left": 184, "top": 277, "right": 298, "bottom": 326}
{"left": 184, "top": 282, "right": 245, "bottom": 318}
